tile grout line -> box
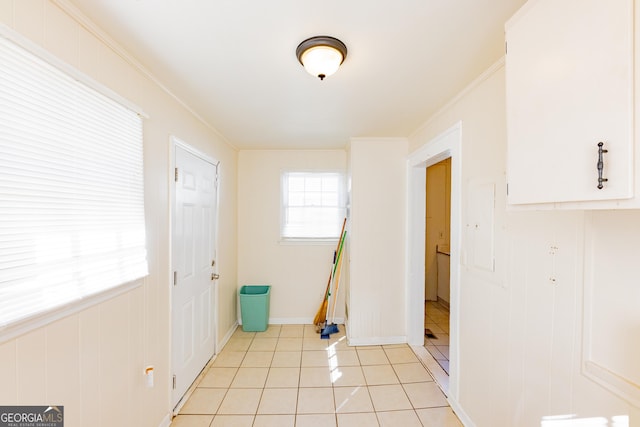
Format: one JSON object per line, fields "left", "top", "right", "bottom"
{"left": 176, "top": 324, "right": 460, "bottom": 426}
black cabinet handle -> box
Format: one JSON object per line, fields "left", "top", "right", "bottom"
{"left": 597, "top": 142, "right": 608, "bottom": 189}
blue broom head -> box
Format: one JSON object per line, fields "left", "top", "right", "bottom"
{"left": 320, "top": 323, "right": 339, "bottom": 339}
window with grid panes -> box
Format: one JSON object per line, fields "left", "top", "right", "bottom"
{"left": 281, "top": 172, "right": 345, "bottom": 240}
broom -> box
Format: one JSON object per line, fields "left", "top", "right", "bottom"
{"left": 313, "top": 218, "right": 346, "bottom": 332}
{"left": 321, "top": 228, "right": 346, "bottom": 338}
{"left": 313, "top": 261, "right": 333, "bottom": 332}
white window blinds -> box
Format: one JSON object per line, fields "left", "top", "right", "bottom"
{"left": 281, "top": 172, "right": 345, "bottom": 240}
{"left": 0, "top": 34, "right": 148, "bottom": 331}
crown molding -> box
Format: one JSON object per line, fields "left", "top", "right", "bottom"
{"left": 51, "top": 0, "right": 236, "bottom": 150}
{"left": 410, "top": 56, "right": 505, "bottom": 138}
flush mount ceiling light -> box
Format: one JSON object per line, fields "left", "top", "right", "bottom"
{"left": 296, "top": 36, "right": 347, "bottom": 80}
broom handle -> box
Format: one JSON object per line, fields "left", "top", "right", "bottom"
{"left": 325, "top": 220, "right": 347, "bottom": 325}
{"left": 328, "top": 224, "right": 346, "bottom": 296}
{"left": 313, "top": 219, "right": 346, "bottom": 326}
{"left": 312, "top": 273, "right": 332, "bottom": 326}
{"left": 329, "top": 230, "right": 346, "bottom": 322}
{"left": 333, "top": 218, "right": 347, "bottom": 275}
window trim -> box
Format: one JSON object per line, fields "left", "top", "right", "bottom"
{"left": 0, "top": 24, "right": 147, "bottom": 118}
{"left": 280, "top": 169, "right": 346, "bottom": 244}
{"left": 0, "top": 24, "right": 148, "bottom": 344}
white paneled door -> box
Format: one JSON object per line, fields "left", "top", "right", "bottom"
{"left": 171, "top": 142, "right": 219, "bottom": 408}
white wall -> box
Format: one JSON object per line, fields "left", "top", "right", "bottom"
{"left": 409, "top": 62, "right": 640, "bottom": 426}
{"left": 0, "top": 1, "right": 238, "bottom": 426}
{"left": 237, "top": 150, "right": 347, "bottom": 324}
{"left": 347, "top": 138, "right": 408, "bottom": 345}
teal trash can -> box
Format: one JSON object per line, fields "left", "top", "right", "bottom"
{"left": 239, "top": 285, "right": 271, "bottom": 332}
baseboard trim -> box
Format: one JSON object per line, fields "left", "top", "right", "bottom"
{"left": 217, "top": 321, "right": 238, "bottom": 352}
{"left": 347, "top": 335, "right": 406, "bottom": 346}
{"left": 437, "top": 297, "right": 450, "bottom": 310}
{"left": 157, "top": 412, "right": 172, "bottom": 427}
{"left": 237, "top": 317, "right": 346, "bottom": 325}
{"left": 449, "top": 396, "right": 475, "bottom": 427}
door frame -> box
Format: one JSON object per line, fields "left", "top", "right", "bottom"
{"left": 169, "top": 135, "right": 221, "bottom": 409}
{"left": 407, "top": 122, "right": 461, "bottom": 399}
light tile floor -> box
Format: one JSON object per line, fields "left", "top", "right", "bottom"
{"left": 171, "top": 324, "right": 461, "bottom": 427}
{"left": 424, "top": 301, "right": 450, "bottom": 374}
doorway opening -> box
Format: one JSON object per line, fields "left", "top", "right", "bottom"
{"left": 424, "top": 158, "right": 451, "bottom": 374}
{"left": 407, "top": 122, "right": 461, "bottom": 398}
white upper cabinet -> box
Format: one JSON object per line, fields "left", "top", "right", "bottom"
{"left": 505, "top": 0, "right": 635, "bottom": 207}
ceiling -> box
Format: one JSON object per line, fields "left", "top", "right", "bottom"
{"left": 68, "top": 0, "right": 527, "bottom": 150}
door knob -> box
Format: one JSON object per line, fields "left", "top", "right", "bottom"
{"left": 211, "top": 273, "right": 220, "bottom": 280}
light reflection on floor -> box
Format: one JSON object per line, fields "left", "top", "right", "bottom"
{"left": 541, "top": 414, "right": 628, "bottom": 427}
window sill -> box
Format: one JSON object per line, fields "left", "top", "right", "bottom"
{"left": 279, "top": 238, "right": 339, "bottom": 246}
